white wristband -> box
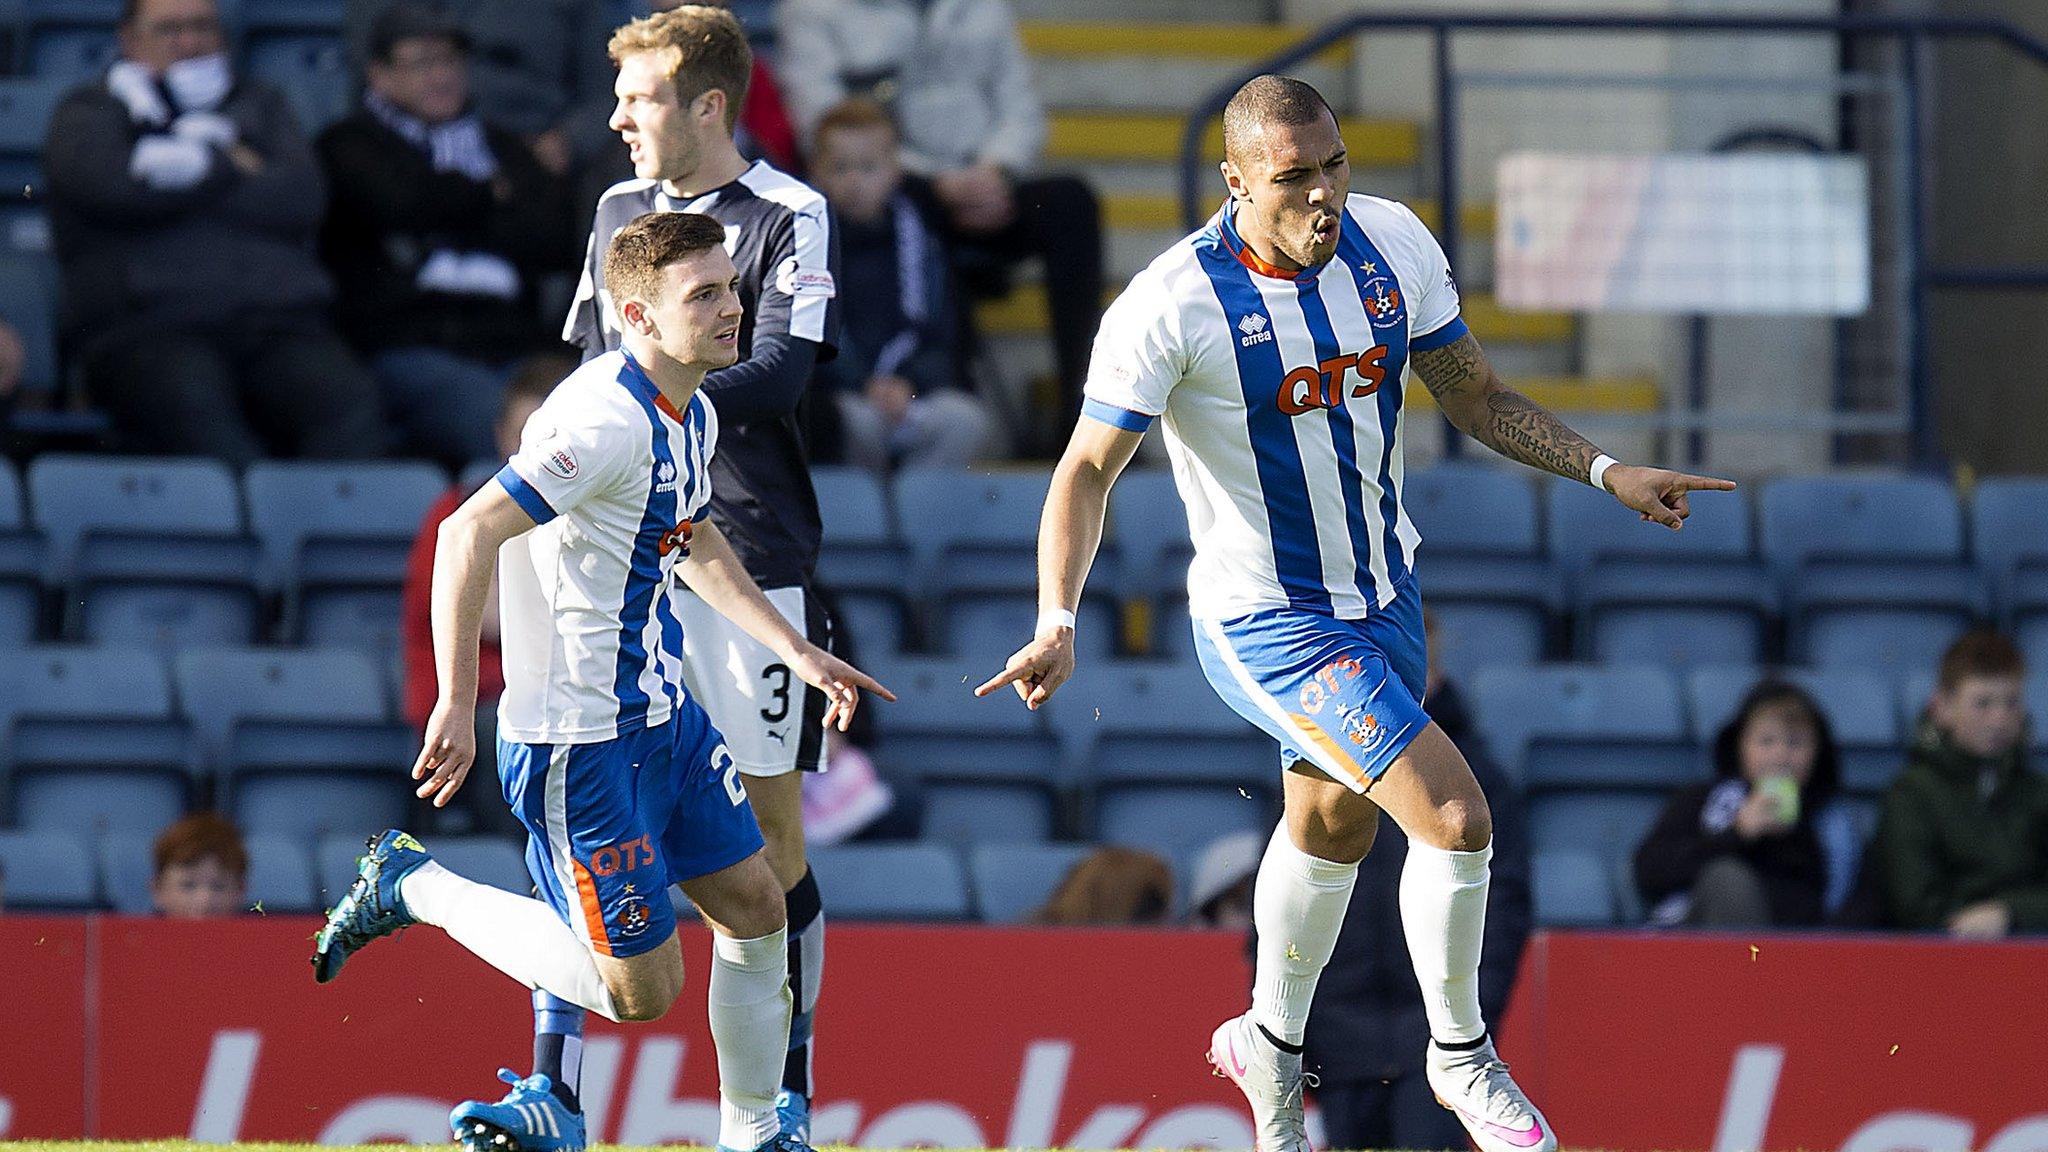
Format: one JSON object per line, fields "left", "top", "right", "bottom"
{"left": 1035, "top": 608, "right": 1077, "bottom": 637}
{"left": 1588, "top": 454, "right": 1620, "bottom": 493}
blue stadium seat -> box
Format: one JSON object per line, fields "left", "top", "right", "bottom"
{"left": 1403, "top": 465, "right": 1554, "bottom": 674}
{"left": 316, "top": 831, "right": 371, "bottom": 909}
{"left": 1760, "top": 475, "right": 1982, "bottom": 671}
{"left": 0, "top": 827, "right": 96, "bottom": 908}
{"left": 29, "top": 455, "right": 261, "bottom": 648}
{"left": 919, "top": 782, "right": 1056, "bottom": 845}
{"left": 244, "top": 461, "right": 447, "bottom": 649}
{"left": 0, "top": 252, "right": 59, "bottom": 395}
{"left": 1547, "top": 477, "right": 1770, "bottom": 667}
{"left": 237, "top": 0, "right": 343, "bottom": 35}
{"left": 426, "top": 836, "right": 532, "bottom": 896}
{"left": 813, "top": 466, "right": 911, "bottom": 655}
{"left": 245, "top": 832, "right": 316, "bottom": 913}
{"left": 0, "top": 458, "right": 42, "bottom": 643}
{"left": 174, "top": 647, "right": 405, "bottom": 837}
{"left": 0, "top": 645, "right": 197, "bottom": 833}
{"left": 864, "top": 654, "right": 1065, "bottom": 792}
{"left": 1050, "top": 659, "right": 1271, "bottom": 794}
{"left": 1095, "top": 784, "right": 1270, "bottom": 871}
{"left": 26, "top": 25, "right": 115, "bottom": 84}
{"left": 1686, "top": 665, "right": 1902, "bottom": 794}
{"left": 1531, "top": 849, "right": 1618, "bottom": 927}
{"left": 1470, "top": 664, "right": 1696, "bottom": 789}
{"left": 938, "top": 597, "right": 1116, "bottom": 661}
{"left": 1151, "top": 600, "right": 1198, "bottom": 661}
{"left": 245, "top": 33, "right": 351, "bottom": 132}
{"left": 1529, "top": 791, "right": 1665, "bottom": 922}
{"left": 807, "top": 842, "right": 969, "bottom": 920}
{"left": 830, "top": 592, "right": 906, "bottom": 658}
{"left": 95, "top": 832, "right": 155, "bottom": 913}
{"left": 0, "top": 76, "right": 67, "bottom": 187}
{"left": 1975, "top": 479, "right": 2048, "bottom": 668}
{"left": 1109, "top": 468, "right": 1193, "bottom": 654}
{"left": 968, "top": 842, "right": 1093, "bottom": 923}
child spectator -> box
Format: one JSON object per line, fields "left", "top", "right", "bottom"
{"left": 151, "top": 813, "right": 247, "bottom": 918}
{"left": 1033, "top": 846, "right": 1174, "bottom": 925}
{"left": 1635, "top": 680, "right": 1844, "bottom": 927}
{"left": 1873, "top": 629, "right": 2048, "bottom": 937}
{"left": 805, "top": 98, "right": 995, "bottom": 471}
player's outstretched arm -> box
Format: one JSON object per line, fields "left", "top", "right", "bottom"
{"left": 976, "top": 418, "right": 1145, "bottom": 709}
{"left": 675, "top": 519, "right": 894, "bottom": 730}
{"left": 417, "top": 483, "right": 538, "bottom": 808}
{"left": 1410, "top": 329, "right": 1735, "bottom": 528}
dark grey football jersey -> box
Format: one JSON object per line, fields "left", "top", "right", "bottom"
{"left": 565, "top": 160, "right": 840, "bottom": 588}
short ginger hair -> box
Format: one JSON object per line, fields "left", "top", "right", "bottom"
{"left": 1938, "top": 628, "right": 2026, "bottom": 691}
{"left": 153, "top": 812, "right": 248, "bottom": 882}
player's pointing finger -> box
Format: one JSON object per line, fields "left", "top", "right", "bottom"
{"left": 1676, "top": 472, "right": 1737, "bottom": 492}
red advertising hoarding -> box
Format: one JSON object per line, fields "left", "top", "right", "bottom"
{"left": 5, "top": 917, "right": 2047, "bottom": 1149}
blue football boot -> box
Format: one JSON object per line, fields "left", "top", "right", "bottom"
{"left": 311, "top": 829, "right": 430, "bottom": 983}
{"left": 450, "top": 1069, "right": 586, "bottom": 1152}
{"left": 774, "top": 1089, "right": 811, "bottom": 1144}
{"left": 719, "top": 1126, "right": 817, "bottom": 1152}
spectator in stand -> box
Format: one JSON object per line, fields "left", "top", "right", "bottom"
{"left": 1189, "top": 829, "right": 1260, "bottom": 930}
{"left": 1634, "top": 681, "right": 1845, "bottom": 928}
{"left": 43, "top": 0, "right": 398, "bottom": 467}
{"left": 635, "top": 0, "right": 798, "bottom": 171}
{"left": 1300, "top": 608, "right": 1531, "bottom": 1152}
{"left": 1873, "top": 629, "right": 2048, "bottom": 938}
{"left": 776, "top": 0, "right": 1104, "bottom": 451}
{"left": 346, "top": 0, "right": 615, "bottom": 191}
{"left": 151, "top": 812, "right": 247, "bottom": 918}
{"left": 398, "top": 353, "right": 565, "bottom": 835}
{"left": 319, "top": 3, "right": 579, "bottom": 465}
{"left": 1033, "top": 846, "right": 1174, "bottom": 925}
{"left": 805, "top": 98, "right": 996, "bottom": 472}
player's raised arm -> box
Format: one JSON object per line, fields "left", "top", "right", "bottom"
{"left": 975, "top": 417, "right": 1145, "bottom": 708}
{"left": 417, "top": 481, "right": 540, "bottom": 807}
{"left": 1409, "top": 329, "right": 1735, "bottom": 527}
{"left": 674, "top": 517, "right": 894, "bottom": 730}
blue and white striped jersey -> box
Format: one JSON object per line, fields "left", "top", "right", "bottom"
{"left": 493, "top": 350, "right": 718, "bottom": 744}
{"left": 1084, "top": 193, "right": 1468, "bottom": 621}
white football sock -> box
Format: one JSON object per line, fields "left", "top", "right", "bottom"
{"left": 1251, "top": 824, "right": 1359, "bottom": 1045}
{"left": 400, "top": 860, "right": 621, "bottom": 1022}
{"left": 1399, "top": 839, "right": 1492, "bottom": 1045}
{"left": 710, "top": 927, "right": 793, "bottom": 1151}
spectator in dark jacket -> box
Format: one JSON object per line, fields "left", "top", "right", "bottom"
{"left": 1299, "top": 610, "right": 1532, "bottom": 1152}
{"left": 44, "top": 0, "right": 397, "bottom": 466}
{"left": 1873, "top": 629, "right": 2048, "bottom": 937}
{"left": 805, "top": 98, "right": 995, "bottom": 472}
{"left": 319, "top": 3, "right": 577, "bottom": 464}
{"left": 1635, "top": 680, "right": 1842, "bottom": 928}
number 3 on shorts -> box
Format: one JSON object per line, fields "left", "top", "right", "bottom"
{"left": 713, "top": 744, "right": 746, "bottom": 805}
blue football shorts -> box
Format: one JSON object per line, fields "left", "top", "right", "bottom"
{"left": 497, "top": 699, "right": 764, "bottom": 959}
{"left": 1191, "top": 573, "right": 1432, "bottom": 792}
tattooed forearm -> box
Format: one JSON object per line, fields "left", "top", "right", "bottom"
{"left": 1475, "top": 387, "right": 1601, "bottom": 482}
{"left": 1409, "top": 331, "right": 1603, "bottom": 482}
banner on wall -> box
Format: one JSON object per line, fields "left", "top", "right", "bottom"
{"left": 4, "top": 919, "right": 2046, "bottom": 1149}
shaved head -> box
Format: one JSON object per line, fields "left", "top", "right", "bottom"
{"left": 1222, "top": 75, "right": 1336, "bottom": 165}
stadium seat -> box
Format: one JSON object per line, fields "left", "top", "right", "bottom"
{"left": 0, "top": 251, "right": 59, "bottom": 394}
{"left": 1686, "top": 665, "right": 1903, "bottom": 794}
{"left": 26, "top": 25, "right": 115, "bottom": 83}
{"left": 1402, "top": 464, "right": 1554, "bottom": 675}
{"left": 1108, "top": 467, "right": 1194, "bottom": 654}
{"left": 1975, "top": 478, "right": 2048, "bottom": 668}
{"left": 0, "top": 458, "right": 42, "bottom": 643}
{"left": 807, "top": 842, "right": 969, "bottom": 921}
{"left": 1529, "top": 791, "right": 1665, "bottom": 923}
{"left": 29, "top": 455, "right": 261, "bottom": 648}
{"left": 0, "top": 76, "right": 67, "bottom": 187}
{"left": 1151, "top": 600, "right": 1198, "bottom": 662}
{"left": 315, "top": 832, "right": 371, "bottom": 909}
{"left": 1094, "top": 784, "right": 1271, "bottom": 873}
{"left": 245, "top": 833, "right": 316, "bottom": 913}
{"left": 1760, "top": 475, "right": 1982, "bottom": 671}
{"left": 95, "top": 832, "right": 155, "bottom": 913}
{"left": 1470, "top": 664, "right": 1696, "bottom": 789}
{"left": 0, "top": 827, "right": 96, "bottom": 909}
{"left": 1050, "top": 659, "right": 1271, "bottom": 795}
{"left": 244, "top": 460, "right": 447, "bottom": 649}
{"left": 968, "top": 842, "right": 1093, "bottom": 923}
{"left": 1546, "top": 477, "right": 1771, "bottom": 667}
{"left": 425, "top": 836, "right": 532, "bottom": 897}
{"left": 0, "top": 645, "right": 198, "bottom": 833}
{"left": 1531, "top": 849, "right": 1619, "bottom": 927}
{"left": 173, "top": 646, "right": 404, "bottom": 837}
{"left": 938, "top": 596, "right": 1117, "bottom": 661}
{"left": 864, "top": 654, "right": 1066, "bottom": 794}
{"left": 830, "top": 592, "right": 907, "bottom": 658}
{"left": 813, "top": 466, "right": 912, "bottom": 655}
{"left": 244, "top": 33, "right": 352, "bottom": 132}
{"left": 918, "top": 782, "right": 1056, "bottom": 845}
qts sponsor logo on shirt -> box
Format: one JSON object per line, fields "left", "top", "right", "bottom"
{"left": 1275, "top": 346, "right": 1390, "bottom": 416}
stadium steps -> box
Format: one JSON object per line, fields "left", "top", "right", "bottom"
{"left": 1046, "top": 111, "right": 1418, "bottom": 166}
{"left": 1404, "top": 375, "right": 1660, "bottom": 415}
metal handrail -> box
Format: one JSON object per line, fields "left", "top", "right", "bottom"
{"left": 1174, "top": 12, "right": 2048, "bottom": 466}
